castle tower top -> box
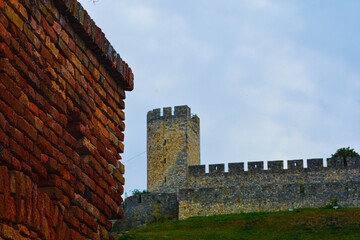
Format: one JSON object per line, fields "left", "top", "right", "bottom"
{"left": 147, "top": 105, "right": 199, "bottom": 123}
{"left": 147, "top": 105, "right": 200, "bottom": 193}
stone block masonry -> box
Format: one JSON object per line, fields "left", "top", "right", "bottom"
{"left": 0, "top": 0, "right": 134, "bottom": 239}
{"left": 117, "top": 106, "right": 360, "bottom": 230}
{"left": 179, "top": 157, "right": 360, "bottom": 219}
{"left": 144, "top": 106, "right": 360, "bottom": 222}
{"left": 112, "top": 193, "right": 178, "bottom": 232}
{"left": 147, "top": 106, "right": 200, "bottom": 193}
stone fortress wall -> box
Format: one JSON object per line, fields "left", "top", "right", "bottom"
{"left": 112, "top": 193, "right": 178, "bottom": 232}
{"left": 117, "top": 105, "right": 360, "bottom": 230}
{"left": 179, "top": 157, "right": 360, "bottom": 219}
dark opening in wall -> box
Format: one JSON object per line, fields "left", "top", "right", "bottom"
{"left": 163, "top": 140, "right": 166, "bottom": 145}
{"left": 139, "top": 195, "right": 142, "bottom": 203}
{"left": 300, "top": 184, "right": 305, "bottom": 194}
{"left": 164, "top": 177, "right": 166, "bottom": 183}
{"left": 164, "top": 158, "right": 166, "bottom": 163}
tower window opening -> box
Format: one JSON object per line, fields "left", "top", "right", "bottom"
{"left": 164, "top": 158, "right": 166, "bottom": 163}
{"left": 164, "top": 177, "right": 166, "bottom": 183}
{"left": 255, "top": 164, "right": 257, "bottom": 168}
{"left": 163, "top": 140, "right": 166, "bottom": 145}
{"left": 300, "top": 184, "right": 305, "bottom": 194}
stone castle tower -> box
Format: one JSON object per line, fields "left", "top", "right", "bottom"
{"left": 117, "top": 105, "right": 360, "bottom": 231}
{"left": 147, "top": 105, "right": 200, "bottom": 193}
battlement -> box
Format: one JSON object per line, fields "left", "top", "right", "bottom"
{"left": 147, "top": 105, "right": 200, "bottom": 123}
{"left": 327, "top": 156, "right": 360, "bottom": 168}
{"left": 144, "top": 104, "right": 360, "bottom": 222}
{"left": 187, "top": 157, "right": 360, "bottom": 176}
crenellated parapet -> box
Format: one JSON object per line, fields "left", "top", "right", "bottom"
{"left": 288, "top": 159, "right": 303, "bottom": 170}
{"left": 267, "top": 160, "right": 283, "bottom": 171}
{"left": 187, "top": 157, "right": 360, "bottom": 176}
{"left": 248, "top": 161, "right": 264, "bottom": 172}
{"left": 178, "top": 156, "right": 360, "bottom": 219}
{"left": 147, "top": 105, "right": 199, "bottom": 125}
{"left": 122, "top": 104, "right": 360, "bottom": 226}
{"left": 327, "top": 156, "right": 360, "bottom": 168}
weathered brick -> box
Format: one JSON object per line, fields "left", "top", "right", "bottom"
{"left": 41, "top": 16, "right": 57, "bottom": 42}
{"left": 117, "top": 183, "right": 124, "bottom": 195}
{"left": 0, "top": 84, "right": 24, "bottom": 115}
{"left": 12, "top": 127, "right": 24, "bottom": 146}
{"left": 37, "top": 135, "right": 53, "bottom": 156}
{"left": 43, "top": 126, "right": 58, "bottom": 146}
{"left": 0, "top": 128, "right": 9, "bottom": 148}
{"left": 77, "top": 137, "right": 96, "bottom": 155}
{"left": 16, "top": 224, "right": 30, "bottom": 237}
{"left": 0, "top": 42, "right": 13, "bottom": 60}
{"left": 40, "top": 45, "right": 53, "bottom": 65}
{"left": 53, "top": 94, "right": 67, "bottom": 113}
{"left": 64, "top": 209, "right": 80, "bottom": 230}
{"left": 0, "top": 111, "right": 8, "bottom": 130}
{"left": 17, "top": 117, "right": 37, "bottom": 141}
{"left": 4, "top": 2, "right": 23, "bottom": 30}
{"left": 29, "top": 155, "right": 47, "bottom": 179}
{"left": 34, "top": 116, "right": 44, "bottom": 133}
{"left": 0, "top": 100, "right": 18, "bottom": 125}
{"left": 48, "top": 118, "right": 63, "bottom": 136}
{"left": 17, "top": 3, "right": 28, "bottom": 20}
{"left": 53, "top": 21, "right": 61, "bottom": 34}
{"left": 40, "top": 187, "right": 63, "bottom": 200}
{"left": 10, "top": 139, "right": 29, "bottom": 164}
{"left": 0, "top": 222, "right": 20, "bottom": 238}
{"left": 6, "top": 0, "right": 18, "bottom": 10}
{"left": 0, "top": 58, "right": 20, "bottom": 82}
{"left": 23, "top": 24, "right": 41, "bottom": 50}
{"left": 67, "top": 122, "right": 89, "bottom": 139}
{"left": 0, "top": 72, "right": 22, "bottom": 97}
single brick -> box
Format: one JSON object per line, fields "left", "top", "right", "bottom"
{"left": 17, "top": 117, "right": 37, "bottom": 141}
{"left": 41, "top": 16, "right": 57, "bottom": 42}
{"left": 4, "top": 2, "right": 23, "bottom": 30}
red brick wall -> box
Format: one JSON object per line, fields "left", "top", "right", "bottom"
{"left": 0, "top": 0, "right": 134, "bottom": 239}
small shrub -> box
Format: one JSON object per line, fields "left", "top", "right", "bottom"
{"left": 332, "top": 147, "right": 359, "bottom": 166}
{"left": 132, "top": 189, "right": 148, "bottom": 196}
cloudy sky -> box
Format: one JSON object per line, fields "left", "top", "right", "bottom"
{"left": 78, "top": 0, "right": 360, "bottom": 196}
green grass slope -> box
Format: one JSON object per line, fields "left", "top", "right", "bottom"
{"left": 117, "top": 208, "right": 360, "bottom": 240}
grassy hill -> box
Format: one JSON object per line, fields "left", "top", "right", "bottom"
{"left": 117, "top": 208, "right": 360, "bottom": 240}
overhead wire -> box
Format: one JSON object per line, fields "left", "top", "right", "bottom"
{"left": 123, "top": 151, "right": 146, "bottom": 163}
